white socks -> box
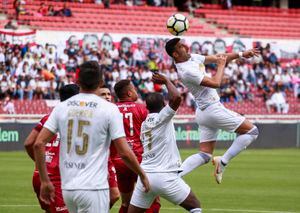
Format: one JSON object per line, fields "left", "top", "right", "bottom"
{"left": 179, "top": 126, "right": 259, "bottom": 177}
{"left": 221, "top": 126, "right": 259, "bottom": 165}
{"left": 179, "top": 152, "right": 212, "bottom": 177}
{"left": 190, "top": 208, "right": 202, "bottom": 213}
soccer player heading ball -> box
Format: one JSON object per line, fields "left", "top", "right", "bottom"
{"left": 165, "top": 38, "right": 260, "bottom": 184}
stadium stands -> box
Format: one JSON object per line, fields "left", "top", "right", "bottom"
{"left": 3, "top": 1, "right": 300, "bottom": 38}
{"left": 1, "top": 0, "right": 224, "bottom": 36}
{"left": 0, "top": 96, "right": 298, "bottom": 116}
{"left": 0, "top": 2, "right": 299, "bottom": 119}
{"left": 195, "top": 4, "right": 300, "bottom": 39}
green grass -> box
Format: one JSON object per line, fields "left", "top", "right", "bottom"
{"left": 0, "top": 149, "right": 300, "bottom": 213}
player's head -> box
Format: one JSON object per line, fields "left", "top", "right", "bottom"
{"left": 59, "top": 84, "right": 80, "bottom": 101}
{"left": 165, "top": 38, "right": 190, "bottom": 63}
{"left": 78, "top": 61, "right": 103, "bottom": 92}
{"left": 145, "top": 93, "right": 165, "bottom": 113}
{"left": 114, "top": 79, "right": 138, "bottom": 102}
{"left": 98, "top": 85, "right": 112, "bottom": 102}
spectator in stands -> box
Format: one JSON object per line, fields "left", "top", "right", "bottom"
{"left": 220, "top": 77, "right": 237, "bottom": 102}
{"left": 37, "top": 3, "right": 48, "bottom": 16}
{"left": 1, "top": 96, "right": 15, "bottom": 114}
{"left": 260, "top": 78, "right": 273, "bottom": 101}
{"left": 16, "top": 75, "right": 26, "bottom": 100}
{"left": 59, "top": 4, "right": 72, "bottom": 17}
{"left": 14, "top": 0, "right": 28, "bottom": 19}
{"left": 133, "top": 46, "right": 146, "bottom": 67}
{"left": 0, "top": 48, "right": 5, "bottom": 65}
{"left": 281, "top": 69, "right": 293, "bottom": 92}
{"left": 266, "top": 86, "right": 289, "bottom": 114}
{"left": 220, "top": 0, "right": 232, "bottom": 9}
{"left": 4, "top": 21, "right": 18, "bottom": 30}
{"left": 291, "top": 69, "right": 300, "bottom": 98}
{"left": 47, "top": 5, "right": 57, "bottom": 16}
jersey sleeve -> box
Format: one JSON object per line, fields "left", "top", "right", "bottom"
{"left": 191, "top": 54, "right": 205, "bottom": 64}
{"left": 109, "top": 105, "right": 126, "bottom": 140}
{"left": 34, "top": 115, "right": 49, "bottom": 132}
{"left": 44, "top": 107, "right": 59, "bottom": 134}
{"left": 155, "top": 104, "right": 176, "bottom": 125}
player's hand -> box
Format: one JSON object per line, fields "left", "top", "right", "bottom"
{"left": 216, "top": 54, "right": 227, "bottom": 67}
{"left": 140, "top": 173, "right": 151, "bottom": 193}
{"left": 242, "top": 48, "right": 260, "bottom": 58}
{"left": 40, "top": 180, "right": 55, "bottom": 205}
{"left": 152, "top": 73, "right": 168, "bottom": 85}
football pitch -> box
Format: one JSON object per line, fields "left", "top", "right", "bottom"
{"left": 0, "top": 149, "right": 299, "bottom": 213}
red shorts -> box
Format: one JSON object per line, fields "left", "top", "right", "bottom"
{"left": 108, "top": 158, "right": 118, "bottom": 188}
{"left": 32, "top": 173, "right": 68, "bottom": 213}
{"left": 112, "top": 156, "right": 142, "bottom": 193}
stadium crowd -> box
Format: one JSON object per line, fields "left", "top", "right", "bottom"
{"left": 0, "top": 40, "right": 299, "bottom": 114}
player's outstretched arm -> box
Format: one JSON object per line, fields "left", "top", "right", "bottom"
{"left": 33, "top": 127, "right": 55, "bottom": 205}
{"left": 204, "top": 48, "right": 260, "bottom": 64}
{"left": 201, "top": 55, "right": 227, "bottom": 88}
{"left": 152, "top": 73, "right": 182, "bottom": 111}
{"left": 112, "top": 137, "right": 150, "bottom": 192}
{"left": 24, "top": 129, "right": 39, "bottom": 161}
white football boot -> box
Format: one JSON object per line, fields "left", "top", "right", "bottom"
{"left": 212, "top": 156, "right": 226, "bottom": 184}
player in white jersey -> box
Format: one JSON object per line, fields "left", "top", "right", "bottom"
{"left": 129, "top": 73, "right": 202, "bottom": 213}
{"left": 165, "top": 38, "right": 260, "bottom": 184}
{"left": 34, "top": 61, "right": 150, "bottom": 213}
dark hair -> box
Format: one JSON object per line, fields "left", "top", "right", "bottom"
{"left": 78, "top": 61, "right": 102, "bottom": 91}
{"left": 165, "top": 38, "right": 180, "bottom": 57}
{"left": 114, "top": 79, "right": 131, "bottom": 99}
{"left": 59, "top": 84, "right": 79, "bottom": 101}
{"left": 100, "top": 84, "right": 110, "bottom": 89}
{"left": 145, "top": 93, "right": 165, "bottom": 113}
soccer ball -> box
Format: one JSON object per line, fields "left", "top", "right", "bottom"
{"left": 166, "top": 14, "right": 189, "bottom": 36}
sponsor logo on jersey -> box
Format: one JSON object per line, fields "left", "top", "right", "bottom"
{"left": 64, "top": 161, "right": 86, "bottom": 170}
{"left": 117, "top": 103, "right": 136, "bottom": 108}
{"left": 143, "top": 152, "right": 155, "bottom": 160}
{"left": 67, "top": 100, "right": 98, "bottom": 108}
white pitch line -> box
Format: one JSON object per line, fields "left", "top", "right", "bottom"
{"left": 0, "top": 205, "right": 298, "bottom": 213}
{"left": 0, "top": 204, "right": 39, "bottom": 207}
{"left": 208, "top": 208, "right": 298, "bottom": 213}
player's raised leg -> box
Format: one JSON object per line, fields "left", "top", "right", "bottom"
{"left": 179, "top": 141, "right": 214, "bottom": 177}
{"left": 214, "top": 119, "right": 259, "bottom": 183}
{"left": 179, "top": 118, "right": 218, "bottom": 177}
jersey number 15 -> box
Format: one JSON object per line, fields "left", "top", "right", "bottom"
{"left": 67, "top": 119, "right": 90, "bottom": 155}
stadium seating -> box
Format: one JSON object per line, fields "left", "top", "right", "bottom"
{"left": 195, "top": 4, "right": 300, "bottom": 39}
{"left": 1, "top": 96, "right": 298, "bottom": 116}
{"left": 1, "top": 0, "right": 223, "bottom": 36}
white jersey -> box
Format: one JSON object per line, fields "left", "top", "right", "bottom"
{"left": 44, "top": 93, "right": 125, "bottom": 190}
{"left": 175, "top": 54, "right": 220, "bottom": 109}
{"left": 140, "top": 105, "right": 182, "bottom": 173}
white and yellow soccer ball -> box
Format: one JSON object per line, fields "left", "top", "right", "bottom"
{"left": 166, "top": 14, "right": 189, "bottom": 36}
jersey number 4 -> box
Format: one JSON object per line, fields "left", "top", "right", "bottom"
{"left": 67, "top": 119, "right": 90, "bottom": 155}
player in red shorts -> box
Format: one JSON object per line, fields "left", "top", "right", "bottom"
{"left": 113, "top": 80, "right": 161, "bottom": 213}
{"left": 24, "top": 84, "right": 79, "bottom": 213}
{"left": 98, "top": 85, "right": 120, "bottom": 208}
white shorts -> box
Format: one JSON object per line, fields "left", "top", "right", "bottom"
{"left": 130, "top": 172, "right": 190, "bottom": 209}
{"left": 196, "top": 102, "right": 245, "bottom": 143}
{"left": 63, "top": 189, "right": 109, "bottom": 213}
